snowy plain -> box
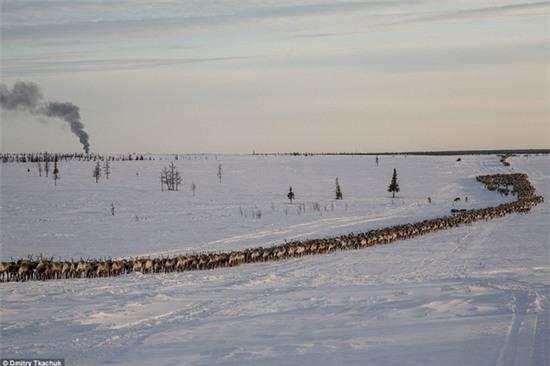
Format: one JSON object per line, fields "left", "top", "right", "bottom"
{"left": 1, "top": 154, "right": 549, "bottom": 366}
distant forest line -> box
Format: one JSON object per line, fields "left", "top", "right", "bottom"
{"left": 1, "top": 149, "right": 549, "bottom": 163}
{"left": 253, "top": 149, "right": 550, "bottom": 156}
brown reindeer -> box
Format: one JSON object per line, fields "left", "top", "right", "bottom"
{"left": 0, "top": 262, "right": 16, "bottom": 282}
{"left": 144, "top": 258, "right": 154, "bottom": 273}
{"left": 132, "top": 259, "right": 144, "bottom": 273}
{"left": 96, "top": 261, "right": 111, "bottom": 277}
{"left": 111, "top": 260, "right": 125, "bottom": 276}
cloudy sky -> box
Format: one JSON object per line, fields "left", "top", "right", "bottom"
{"left": 1, "top": 0, "right": 549, "bottom": 153}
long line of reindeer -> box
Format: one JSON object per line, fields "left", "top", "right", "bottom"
{"left": 0, "top": 173, "right": 543, "bottom": 283}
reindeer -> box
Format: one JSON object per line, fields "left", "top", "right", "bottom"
{"left": 176, "top": 256, "right": 191, "bottom": 271}
{"left": 261, "top": 248, "right": 272, "bottom": 262}
{"left": 48, "top": 261, "right": 63, "bottom": 280}
{"left": 34, "top": 258, "right": 51, "bottom": 281}
{"left": 197, "top": 254, "right": 208, "bottom": 269}
{"left": 132, "top": 258, "right": 144, "bottom": 273}
{"left": 110, "top": 259, "right": 125, "bottom": 276}
{"left": 0, "top": 261, "right": 18, "bottom": 282}
{"left": 144, "top": 258, "right": 154, "bottom": 273}
{"left": 275, "top": 247, "right": 286, "bottom": 260}
{"left": 228, "top": 252, "right": 242, "bottom": 267}
{"left": 250, "top": 248, "right": 262, "bottom": 262}
{"left": 163, "top": 258, "right": 175, "bottom": 273}
{"left": 75, "top": 259, "right": 90, "bottom": 278}
{"left": 153, "top": 258, "right": 164, "bottom": 273}
{"left": 0, "top": 262, "right": 15, "bottom": 282}
{"left": 96, "top": 261, "right": 111, "bottom": 277}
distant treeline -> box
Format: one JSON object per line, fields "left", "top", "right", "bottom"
{"left": 252, "top": 149, "right": 550, "bottom": 157}
{"left": 2, "top": 149, "right": 548, "bottom": 163}
{"left": 0, "top": 152, "right": 149, "bottom": 163}
{"left": 0, "top": 153, "right": 217, "bottom": 163}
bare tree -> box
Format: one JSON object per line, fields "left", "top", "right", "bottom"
{"left": 93, "top": 161, "right": 101, "bottom": 183}
{"left": 52, "top": 158, "right": 59, "bottom": 185}
{"left": 160, "top": 162, "right": 182, "bottom": 191}
{"left": 172, "top": 164, "right": 182, "bottom": 191}
{"left": 103, "top": 160, "right": 111, "bottom": 180}
{"left": 44, "top": 156, "right": 50, "bottom": 177}
{"left": 160, "top": 168, "right": 167, "bottom": 191}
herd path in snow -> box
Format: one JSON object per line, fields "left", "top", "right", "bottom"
{"left": 2, "top": 171, "right": 543, "bottom": 282}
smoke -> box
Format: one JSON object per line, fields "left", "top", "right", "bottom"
{"left": 0, "top": 81, "right": 42, "bottom": 109}
{"left": 42, "top": 102, "right": 90, "bottom": 154}
{"left": 0, "top": 81, "right": 90, "bottom": 154}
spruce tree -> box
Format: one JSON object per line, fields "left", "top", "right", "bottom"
{"left": 287, "top": 186, "right": 295, "bottom": 203}
{"left": 103, "top": 160, "right": 111, "bottom": 180}
{"left": 44, "top": 155, "right": 50, "bottom": 177}
{"left": 52, "top": 158, "right": 59, "bottom": 185}
{"left": 335, "top": 177, "right": 343, "bottom": 200}
{"left": 93, "top": 161, "right": 101, "bottom": 183}
{"left": 388, "top": 168, "right": 400, "bottom": 198}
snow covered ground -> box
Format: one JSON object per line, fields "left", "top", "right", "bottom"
{"left": 1, "top": 154, "right": 515, "bottom": 260}
{"left": 1, "top": 154, "right": 549, "bottom": 365}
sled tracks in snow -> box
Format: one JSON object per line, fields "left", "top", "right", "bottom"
{"left": 1, "top": 173, "right": 544, "bottom": 283}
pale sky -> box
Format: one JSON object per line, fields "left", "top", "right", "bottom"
{"left": 1, "top": 0, "right": 549, "bottom": 153}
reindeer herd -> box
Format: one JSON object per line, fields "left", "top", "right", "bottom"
{"left": 0, "top": 173, "right": 543, "bottom": 283}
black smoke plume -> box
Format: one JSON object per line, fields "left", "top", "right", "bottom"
{"left": 0, "top": 81, "right": 90, "bottom": 154}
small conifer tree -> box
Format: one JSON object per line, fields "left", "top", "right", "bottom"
{"left": 52, "top": 158, "right": 59, "bottom": 185}
{"left": 44, "top": 156, "right": 50, "bottom": 177}
{"left": 335, "top": 177, "right": 343, "bottom": 200}
{"left": 103, "top": 160, "right": 111, "bottom": 180}
{"left": 287, "top": 186, "right": 295, "bottom": 203}
{"left": 93, "top": 161, "right": 101, "bottom": 183}
{"left": 388, "top": 168, "right": 400, "bottom": 198}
